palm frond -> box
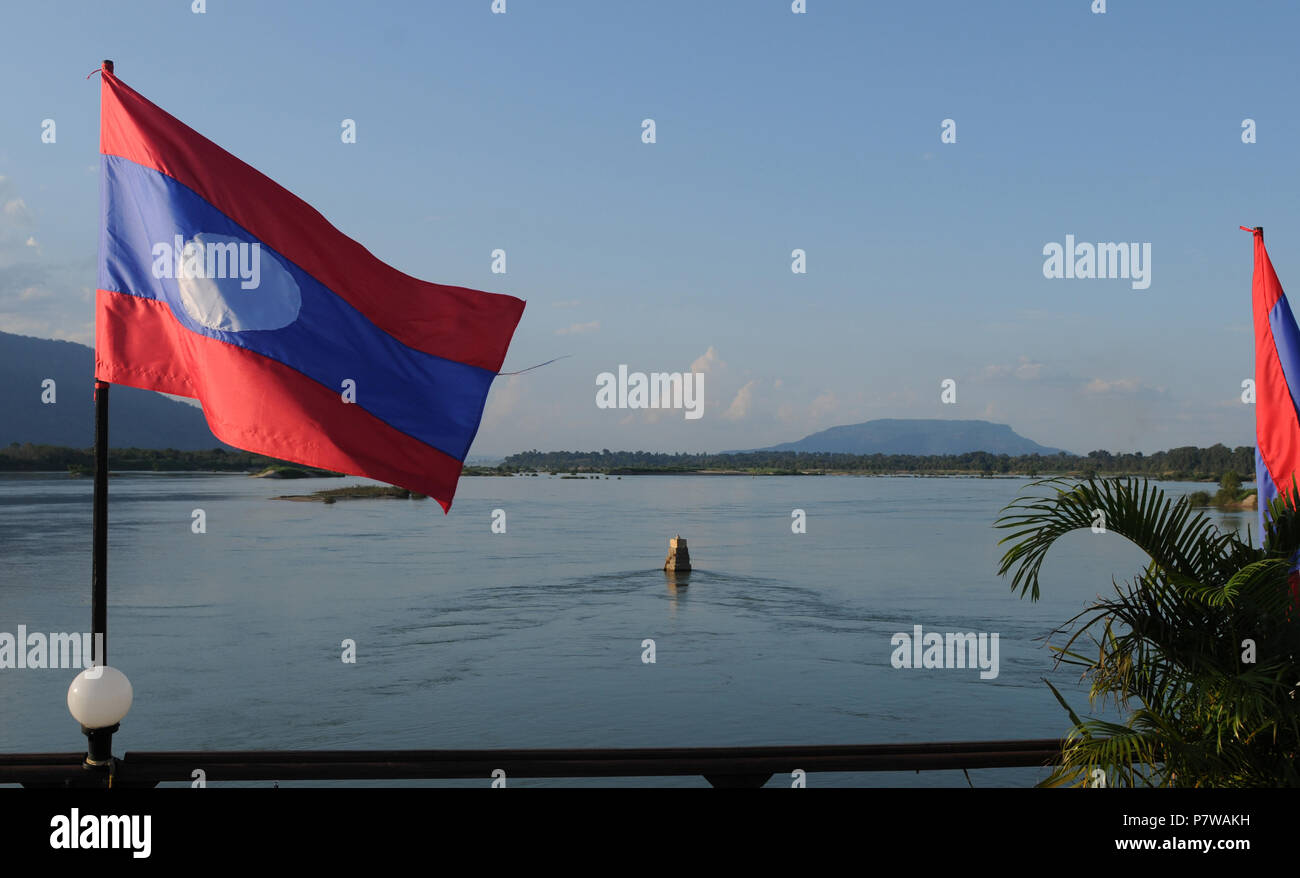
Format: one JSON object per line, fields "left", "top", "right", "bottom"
{"left": 997, "top": 476, "right": 1300, "bottom": 787}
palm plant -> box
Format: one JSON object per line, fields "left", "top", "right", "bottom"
{"left": 995, "top": 476, "right": 1300, "bottom": 787}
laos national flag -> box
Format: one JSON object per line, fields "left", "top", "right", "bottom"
{"left": 95, "top": 68, "right": 524, "bottom": 512}
{"left": 1249, "top": 226, "right": 1300, "bottom": 549}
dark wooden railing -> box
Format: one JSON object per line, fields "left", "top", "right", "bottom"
{"left": 0, "top": 739, "right": 1063, "bottom": 788}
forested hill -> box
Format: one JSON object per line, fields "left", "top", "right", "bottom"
{"left": 0, "top": 331, "right": 225, "bottom": 449}
{"left": 501, "top": 446, "right": 1255, "bottom": 479}
{"left": 744, "top": 418, "right": 1064, "bottom": 456}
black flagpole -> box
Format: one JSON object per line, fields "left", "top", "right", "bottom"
{"left": 84, "top": 58, "right": 116, "bottom": 774}
{"left": 84, "top": 379, "right": 117, "bottom": 775}
{"left": 92, "top": 60, "right": 113, "bottom": 675}
{"left": 91, "top": 379, "right": 108, "bottom": 669}
{"left": 91, "top": 60, "right": 113, "bottom": 675}
{"left": 83, "top": 379, "right": 117, "bottom": 773}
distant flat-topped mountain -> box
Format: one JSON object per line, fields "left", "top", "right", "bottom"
{"left": 0, "top": 330, "right": 226, "bottom": 449}
{"left": 742, "top": 419, "right": 1066, "bottom": 456}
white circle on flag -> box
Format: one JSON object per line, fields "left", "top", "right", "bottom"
{"left": 176, "top": 232, "right": 301, "bottom": 332}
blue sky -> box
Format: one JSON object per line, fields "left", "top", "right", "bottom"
{"left": 0, "top": 0, "right": 1296, "bottom": 456}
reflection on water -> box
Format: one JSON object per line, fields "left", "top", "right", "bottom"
{"left": 664, "top": 570, "right": 689, "bottom": 616}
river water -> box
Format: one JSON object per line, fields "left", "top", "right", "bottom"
{"left": 0, "top": 471, "right": 1246, "bottom": 786}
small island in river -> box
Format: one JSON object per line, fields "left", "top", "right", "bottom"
{"left": 273, "top": 485, "right": 427, "bottom": 503}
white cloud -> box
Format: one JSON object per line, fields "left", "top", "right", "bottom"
{"left": 1013, "top": 359, "right": 1042, "bottom": 380}
{"left": 0, "top": 176, "right": 95, "bottom": 346}
{"left": 1084, "top": 377, "right": 1142, "bottom": 395}
{"left": 691, "top": 345, "right": 724, "bottom": 374}
{"left": 555, "top": 320, "right": 599, "bottom": 335}
{"left": 0, "top": 313, "right": 92, "bottom": 345}
{"left": 479, "top": 374, "right": 525, "bottom": 432}
{"left": 3, "top": 198, "right": 32, "bottom": 223}
{"left": 982, "top": 356, "right": 1042, "bottom": 381}
{"left": 808, "top": 390, "right": 838, "bottom": 420}
{"left": 722, "top": 380, "right": 758, "bottom": 421}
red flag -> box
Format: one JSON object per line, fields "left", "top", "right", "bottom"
{"left": 96, "top": 69, "right": 524, "bottom": 512}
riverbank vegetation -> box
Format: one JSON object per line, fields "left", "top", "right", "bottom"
{"left": 496, "top": 445, "right": 1255, "bottom": 480}
{"left": 0, "top": 442, "right": 1258, "bottom": 483}
{"left": 274, "top": 485, "right": 426, "bottom": 502}
{"left": 0, "top": 443, "right": 334, "bottom": 475}
{"left": 1185, "top": 471, "right": 1258, "bottom": 509}
{"left": 997, "top": 477, "right": 1299, "bottom": 787}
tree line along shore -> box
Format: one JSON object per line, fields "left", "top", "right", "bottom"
{"left": 493, "top": 446, "right": 1255, "bottom": 480}
{"left": 0, "top": 442, "right": 1255, "bottom": 482}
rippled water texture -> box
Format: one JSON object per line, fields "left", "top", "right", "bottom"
{"left": 0, "top": 472, "right": 1246, "bottom": 786}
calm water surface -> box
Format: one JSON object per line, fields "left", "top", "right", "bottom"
{"left": 0, "top": 472, "right": 1249, "bottom": 786}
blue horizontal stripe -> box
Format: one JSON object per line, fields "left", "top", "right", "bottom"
{"left": 1269, "top": 297, "right": 1300, "bottom": 432}
{"left": 1257, "top": 447, "right": 1276, "bottom": 548}
{"left": 99, "top": 155, "right": 494, "bottom": 462}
